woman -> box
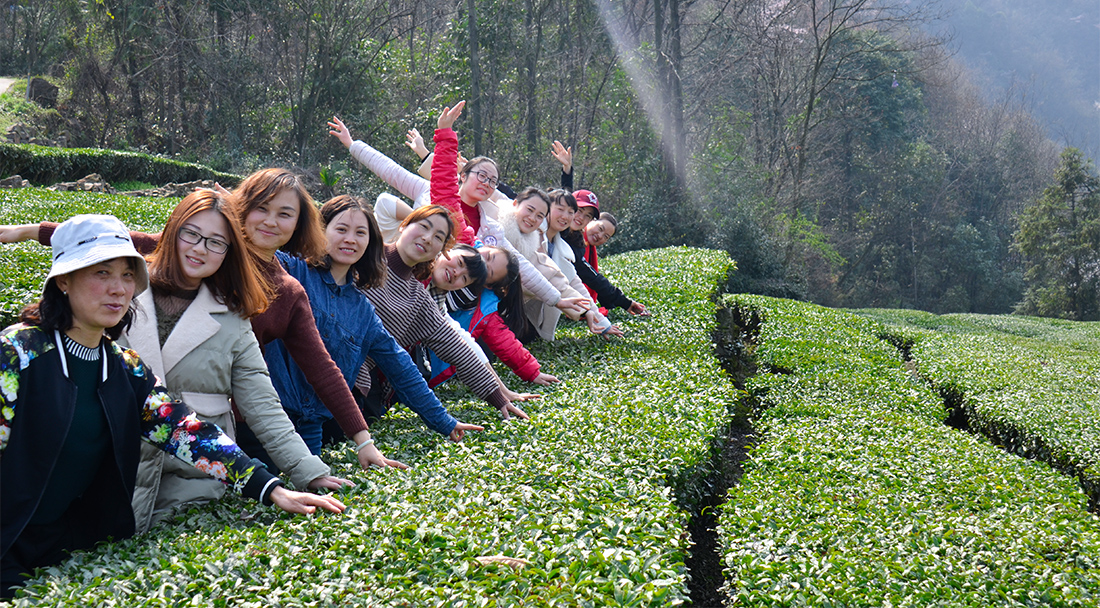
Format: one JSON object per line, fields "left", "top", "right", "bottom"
{"left": 262, "top": 195, "right": 483, "bottom": 454}
{"left": 355, "top": 204, "right": 529, "bottom": 421}
{"left": 426, "top": 243, "right": 559, "bottom": 388}
{"left": 328, "top": 105, "right": 587, "bottom": 318}
{"left": 0, "top": 169, "right": 404, "bottom": 470}
{"left": 495, "top": 187, "right": 621, "bottom": 341}
{"left": 0, "top": 215, "right": 343, "bottom": 598}
{"left": 121, "top": 190, "right": 351, "bottom": 534}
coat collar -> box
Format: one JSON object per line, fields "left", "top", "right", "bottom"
{"left": 128, "top": 283, "right": 227, "bottom": 380}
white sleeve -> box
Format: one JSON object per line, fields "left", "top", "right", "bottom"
{"left": 349, "top": 140, "right": 430, "bottom": 203}
{"left": 374, "top": 193, "right": 403, "bottom": 244}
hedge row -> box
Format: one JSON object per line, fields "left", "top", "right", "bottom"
{"left": 719, "top": 296, "right": 1100, "bottom": 606}
{"left": 0, "top": 188, "right": 179, "bottom": 326}
{"left": 9, "top": 243, "right": 738, "bottom": 606}
{"left": 858, "top": 309, "right": 1100, "bottom": 510}
{"left": 0, "top": 143, "right": 240, "bottom": 186}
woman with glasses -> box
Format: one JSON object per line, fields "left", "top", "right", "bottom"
{"left": 121, "top": 190, "right": 353, "bottom": 532}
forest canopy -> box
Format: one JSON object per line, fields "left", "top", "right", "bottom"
{"left": 0, "top": 0, "right": 1091, "bottom": 315}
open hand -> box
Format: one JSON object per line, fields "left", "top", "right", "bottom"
{"left": 532, "top": 372, "right": 559, "bottom": 386}
{"left": 498, "top": 401, "right": 531, "bottom": 421}
{"left": 405, "top": 128, "right": 429, "bottom": 160}
{"left": 628, "top": 301, "right": 651, "bottom": 317}
{"left": 551, "top": 140, "right": 572, "bottom": 174}
{"left": 437, "top": 100, "right": 466, "bottom": 131}
{"left": 307, "top": 475, "right": 355, "bottom": 491}
{"left": 328, "top": 116, "right": 353, "bottom": 149}
{"left": 357, "top": 442, "right": 409, "bottom": 470}
{"left": 268, "top": 485, "right": 346, "bottom": 515}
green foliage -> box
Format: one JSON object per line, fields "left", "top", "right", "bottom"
{"left": 860, "top": 308, "right": 1100, "bottom": 509}
{"left": 1, "top": 204, "right": 738, "bottom": 606}
{"left": 0, "top": 143, "right": 241, "bottom": 187}
{"left": 1014, "top": 148, "right": 1100, "bottom": 320}
{"left": 719, "top": 295, "right": 1100, "bottom": 605}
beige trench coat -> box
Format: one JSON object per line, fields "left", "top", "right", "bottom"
{"left": 125, "top": 285, "right": 330, "bottom": 533}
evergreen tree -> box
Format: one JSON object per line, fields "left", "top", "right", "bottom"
{"left": 1015, "top": 148, "right": 1100, "bottom": 320}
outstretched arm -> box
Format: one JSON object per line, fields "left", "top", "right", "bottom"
{"left": 552, "top": 140, "right": 574, "bottom": 190}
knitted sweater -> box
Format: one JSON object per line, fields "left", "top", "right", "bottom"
{"left": 356, "top": 245, "right": 509, "bottom": 412}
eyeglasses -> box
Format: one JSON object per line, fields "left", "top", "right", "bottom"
{"left": 179, "top": 227, "right": 229, "bottom": 254}
{"left": 472, "top": 170, "right": 499, "bottom": 189}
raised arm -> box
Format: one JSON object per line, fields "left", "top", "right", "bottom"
{"left": 552, "top": 140, "right": 574, "bottom": 191}
{"left": 329, "top": 116, "right": 431, "bottom": 205}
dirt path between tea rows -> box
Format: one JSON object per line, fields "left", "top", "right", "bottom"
{"left": 0, "top": 77, "right": 17, "bottom": 94}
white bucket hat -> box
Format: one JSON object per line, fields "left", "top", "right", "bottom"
{"left": 44, "top": 214, "right": 150, "bottom": 295}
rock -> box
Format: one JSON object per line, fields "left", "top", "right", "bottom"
{"left": 121, "top": 179, "right": 219, "bottom": 198}
{"left": 48, "top": 174, "right": 116, "bottom": 194}
{"left": 26, "top": 78, "right": 58, "bottom": 109}
{"left": 5, "top": 123, "right": 33, "bottom": 144}
{"left": 0, "top": 175, "right": 29, "bottom": 188}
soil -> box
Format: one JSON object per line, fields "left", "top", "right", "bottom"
{"left": 0, "top": 77, "right": 17, "bottom": 94}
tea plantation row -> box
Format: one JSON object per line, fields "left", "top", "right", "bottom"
{"left": 720, "top": 296, "right": 1100, "bottom": 606}
{"left": 860, "top": 309, "right": 1100, "bottom": 510}
{"left": 2, "top": 188, "right": 738, "bottom": 606}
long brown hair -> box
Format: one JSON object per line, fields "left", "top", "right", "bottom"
{"left": 399, "top": 205, "right": 456, "bottom": 281}
{"left": 147, "top": 190, "right": 273, "bottom": 318}
{"left": 230, "top": 168, "right": 327, "bottom": 260}
{"left": 310, "top": 195, "right": 386, "bottom": 289}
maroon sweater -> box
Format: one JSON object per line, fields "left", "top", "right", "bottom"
{"left": 38, "top": 223, "right": 369, "bottom": 438}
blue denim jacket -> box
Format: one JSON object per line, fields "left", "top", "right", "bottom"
{"left": 265, "top": 252, "right": 457, "bottom": 436}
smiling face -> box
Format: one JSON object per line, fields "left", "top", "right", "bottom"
{"left": 549, "top": 198, "right": 576, "bottom": 234}
{"left": 479, "top": 247, "right": 509, "bottom": 284}
{"left": 458, "top": 160, "right": 499, "bottom": 205}
{"left": 432, "top": 252, "right": 473, "bottom": 291}
{"left": 176, "top": 209, "right": 230, "bottom": 289}
{"left": 513, "top": 195, "right": 549, "bottom": 234}
{"left": 571, "top": 206, "right": 597, "bottom": 231}
{"left": 244, "top": 188, "right": 301, "bottom": 257}
{"left": 325, "top": 208, "right": 371, "bottom": 279}
{"left": 54, "top": 257, "right": 137, "bottom": 339}
{"left": 585, "top": 218, "right": 616, "bottom": 248}
{"left": 396, "top": 213, "right": 451, "bottom": 265}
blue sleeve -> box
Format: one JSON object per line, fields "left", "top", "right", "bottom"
{"left": 362, "top": 310, "right": 458, "bottom": 436}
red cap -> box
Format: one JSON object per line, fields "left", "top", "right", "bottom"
{"left": 574, "top": 189, "right": 599, "bottom": 211}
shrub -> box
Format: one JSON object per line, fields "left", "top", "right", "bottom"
{"left": 0, "top": 143, "right": 241, "bottom": 186}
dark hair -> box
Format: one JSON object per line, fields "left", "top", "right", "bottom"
{"left": 561, "top": 228, "right": 584, "bottom": 248}
{"left": 451, "top": 244, "right": 488, "bottom": 296}
{"left": 598, "top": 212, "right": 619, "bottom": 230}
{"left": 147, "top": 189, "right": 273, "bottom": 318}
{"left": 549, "top": 189, "right": 577, "bottom": 212}
{"left": 22, "top": 262, "right": 137, "bottom": 340}
{"left": 311, "top": 195, "right": 386, "bottom": 289}
{"left": 485, "top": 247, "right": 527, "bottom": 335}
{"left": 399, "top": 205, "right": 457, "bottom": 281}
{"left": 514, "top": 186, "right": 551, "bottom": 215}
{"left": 230, "top": 168, "right": 327, "bottom": 260}
{"left": 459, "top": 156, "right": 500, "bottom": 181}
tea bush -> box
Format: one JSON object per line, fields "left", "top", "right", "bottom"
{"left": 720, "top": 296, "right": 1100, "bottom": 606}
{"left": 859, "top": 309, "right": 1100, "bottom": 509}
{"left": 0, "top": 143, "right": 240, "bottom": 186}
{"left": 2, "top": 194, "right": 738, "bottom": 607}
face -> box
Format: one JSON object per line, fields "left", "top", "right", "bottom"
{"left": 585, "top": 219, "right": 616, "bottom": 247}
{"left": 176, "top": 209, "right": 230, "bottom": 289}
{"left": 571, "top": 206, "right": 597, "bottom": 231}
{"left": 325, "top": 209, "right": 371, "bottom": 270}
{"left": 458, "top": 162, "right": 499, "bottom": 204}
{"left": 397, "top": 213, "right": 450, "bottom": 264}
{"left": 479, "top": 247, "right": 509, "bottom": 285}
{"left": 54, "top": 258, "right": 136, "bottom": 334}
{"left": 432, "top": 252, "right": 473, "bottom": 291}
{"left": 513, "top": 196, "right": 549, "bottom": 234}
{"left": 244, "top": 189, "right": 300, "bottom": 255}
{"left": 549, "top": 199, "right": 576, "bottom": 234}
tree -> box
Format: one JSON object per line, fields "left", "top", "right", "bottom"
{"left": 1015, "top": 148, "right": 1100, "bottom": 320}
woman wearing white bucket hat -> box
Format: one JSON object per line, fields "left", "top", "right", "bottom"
{"left": 0, "top": 214, "right": 345, "bottom": 598}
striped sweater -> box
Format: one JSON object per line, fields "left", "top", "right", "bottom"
{"left": 355, "top": 245, "right": 509, "bottom": 412}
